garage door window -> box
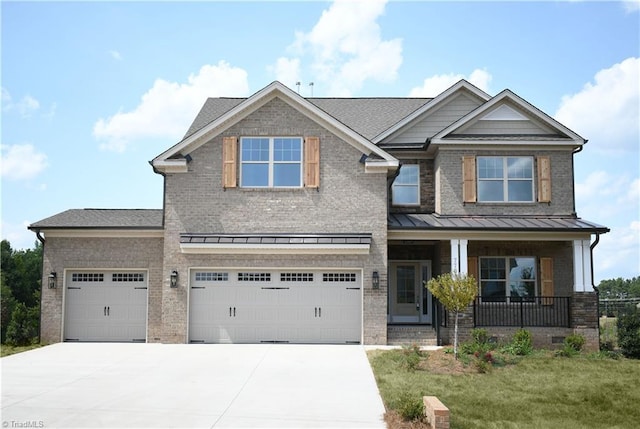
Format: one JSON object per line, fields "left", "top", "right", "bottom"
{"left": 323, "top": 273, "right": 357, "bottom": 282}
{"left": 195, "top": 272, "right": 229, "bottom": 282}
{"left": 72, "top": 273, "right": 104, "bottom": 282}
{"left": 281, "top": 273, "right": 314, "bottom": 282}
{"left": 238, "top": 272, "right": 271, "bottom": 282}
{"left": 112, "top": 273, "right": 145, "bottom": 282}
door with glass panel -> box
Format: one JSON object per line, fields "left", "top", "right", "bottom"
{"left": 389, "top": 262, "right": 432, "bottom": 323}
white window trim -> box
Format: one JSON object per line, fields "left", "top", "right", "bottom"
{"left": 240, "top": 137, "right": 303, "bottom": 188}
{"left": 392, "top": 164, "right": 420, "bottom": 206}
{"left": 477, "top": 156, "right": 534, "bottom": 203}
{"left": 479, "top": 256, "right": 538, "bottom": 302}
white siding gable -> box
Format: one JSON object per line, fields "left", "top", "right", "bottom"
{"left": 382, "top": 93, "right": 483, "bottom": 144}
{"left": 456, "top": 102, "right": 556, "bottom": 135}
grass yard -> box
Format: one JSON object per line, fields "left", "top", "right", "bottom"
{"left": 0, "top": 343, "right": 42, "bottom": 357}
{"left": 368, "top": 348, "right": 640, "bottom": 429}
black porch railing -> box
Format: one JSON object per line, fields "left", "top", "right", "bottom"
{"left": 473, "top": 296, "right": 571, "bottom": 328}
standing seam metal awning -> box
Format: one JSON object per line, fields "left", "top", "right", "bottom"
{"left": 388, "top": 214, "right": 609, "bottom": 233}
{"left": 179, "top": 233, "right": 372, "bottom": 254}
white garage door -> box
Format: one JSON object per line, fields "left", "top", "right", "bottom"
{"left": 189, "top": 270, "right": 361, "bottom": 344}
{"left": 64, "top": 271, "right": 148, "bottom": 342}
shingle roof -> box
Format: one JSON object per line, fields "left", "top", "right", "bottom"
{"left": 182, "top": 97, "right": 431, "bottom": 141}
{"left": 388, "top": 214, "right": 609, "bottom": 233}
{"left": 29, "top": 209, "right": 164, "bottom": 229}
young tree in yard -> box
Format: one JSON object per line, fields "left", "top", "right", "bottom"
{"left": 426, "top": 272, "right": 477, "bottom": 359}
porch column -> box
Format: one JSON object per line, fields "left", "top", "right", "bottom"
{"left": 450, "top": 239, "right": 469, "bottom": 275}
{"left": 450, "top": 239, "right": 459, "bottom": 273}
{"left": 573, "top": 239, "right": 594, "bottom": 292}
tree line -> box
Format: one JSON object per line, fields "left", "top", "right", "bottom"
{"left": 1, "top": 239, "right": 42, "bottom": 345}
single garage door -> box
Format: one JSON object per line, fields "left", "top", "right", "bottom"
{"left": 189, "top": 270, "right": 361, "bottom": 344}
{"left": 64, "top": 271, "right": 148, "bottom": 342}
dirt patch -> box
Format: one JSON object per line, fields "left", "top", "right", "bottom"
{"left": 384, "top": 410, "right": 431, "bottom": 429}
{"left": 420, "top": 347, "right": 472, "bottom": 374}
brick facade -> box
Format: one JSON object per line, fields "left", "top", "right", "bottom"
{"left": 40, "top": 236, "right": 163, "bottom": 344}
{"left": 160, "top": 97, "right": 389, "bottom": 344}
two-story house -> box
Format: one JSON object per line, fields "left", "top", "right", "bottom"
{"left": 30, "top": 80, "right": 609, "bottom": 349}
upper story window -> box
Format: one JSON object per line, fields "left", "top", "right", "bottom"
{"left": 240, "top": 137, "right": 303, "bottom": 187}
{"left": 477, "top": 156, "right": 533, "bottom": 202}
{"left": 392, "top": 164, "right": 420, "bottom": 206}
{"left": 480, "top": 257, "right": 536, "bottom": 302}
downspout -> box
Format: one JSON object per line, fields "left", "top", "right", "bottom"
{"left": 590, "top": 231, "right": 602, "bottom": 343}
{"left": 571, "top": 142, "right": 585, "bottom": 216}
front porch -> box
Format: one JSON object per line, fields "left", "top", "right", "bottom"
{"left": 385, "top": 233, "right": 603, "bottom": 349}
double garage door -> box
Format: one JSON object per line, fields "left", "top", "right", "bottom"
{"left": 64, "top": 271, "right": 147, "bottom": 342}
{"left": 189, "top": 269, "right": 362, "bottom": 344}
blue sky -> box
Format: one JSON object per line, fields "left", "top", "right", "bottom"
{"left": 2, "top": 0, "right": 639, "bottom": 282}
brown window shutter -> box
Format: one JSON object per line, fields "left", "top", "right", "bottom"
{"left": 304, "top": 136, "right": 320, "bottom": 188}
{"left": 222, "top": 136, "right": 237, "bottom": 188}
{"left": 462, "top": 156, "right": 476, "bottom": 203}
{"left": 537, "top": 156, "right": 551, "bottom": 203}
{"left": 540, "top": 257, "right": 554, "bottom": 305}
{"left": 467, "top": 257, "right": 478, "bottom": 285}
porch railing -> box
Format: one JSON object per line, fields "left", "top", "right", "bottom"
{"left": 473, "top": 296, "right": 571, "bottom": 328}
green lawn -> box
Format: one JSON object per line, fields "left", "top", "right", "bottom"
{"left": 368, "top": 349, "right": 640, "bottom": 429}
{"left": 0, "top": 343, "right": 42, "bottom": 357}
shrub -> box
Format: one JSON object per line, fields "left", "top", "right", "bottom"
{"left": 617, "top": 306, "right": 640, "bottom": 359}
{"left": 565, "top": 333, "right": 586, "bottom": 352}
{"left": 402, "top": 344, "right": 426, "bottom": 371}
{"left": 461, "top": 328, "right": 494, "bottom": 356}
{"left": 555, "top": 334, "right": 586, "bottom": 358}
{"left": 473, "top": 350, "right": 495, "bottom": 373}
{"left": 396, "top": 391, "right": 425, "bottom": 421}
{"left": 5, "top": 303, "right": 39, "bottom": 346}
{"left": 502, "top": 329, "right": 533, "bottom": 356}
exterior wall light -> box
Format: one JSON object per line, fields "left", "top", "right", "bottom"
{"left": 372, "top": 271, "right": 380, "bottom": 289}
{"left": 48, "top": 272, "right": 57, "bottom": 289}
{"left": 170, "top": 270, "right": 178, "bottom": 288}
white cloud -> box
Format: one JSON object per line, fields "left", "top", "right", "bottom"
{"left": 271, "top": 57, "right": 301, "bottom": 89}
{"left": 0, "top": 144, "right": 48, "bottom": 181}
{"left": 594, "top": 221, "right": 640, "bottom": 282}
{"left": 109, "top": 50, "right": 123, "bottom": 61}
{"left": 277, "top": 0, "right": 402, "bottom": 96}
{"left": 555, "top": 57, "right": 639, "bottom": 154}
{"left": 0, "top": 220, "right": 37, "bottom": 251}
{"left": 622, "top": 0, "right": 640, "bottom": 13}
{"left": 1, "top": 88, "right": 40, "bottom": 117}
{"left": 93, "top": 61, "right": 250, "bottom": 152}
{"left": 409, "top": 69, "right": 492, "bottom": 97}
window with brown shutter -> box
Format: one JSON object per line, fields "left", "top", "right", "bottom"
{"left": 222, "top": 136, "right": 237, "bottom": 188}
{"left": 462, "top": 156, "right": 476, "bottom": 203}
{"left": 540, "top": 257, "right": 554, "bottom": 305}
{"left": 304, "top": 136, "right": 320, "bottom": 188}
{"left": 537, "top": 156, "right": 551, "bottom": 203}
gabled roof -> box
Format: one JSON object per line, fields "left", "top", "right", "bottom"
{"left": 183, "top": 98, "right": 430, "bottom": 142}
{"left": 372, "top": 80, "right": 491, "bottom": 144}
{"left": 28, "top": 209, "right": 164, "bottom": 230}
{"left": 152, "top": 81, "right": 400, "bottom": 174}
{"left": 431, "top": 89, "right": 586, "bottom": 145}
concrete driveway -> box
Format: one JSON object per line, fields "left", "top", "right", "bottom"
{"left": 1, "top": 343, "right": 386, "bottom": 428}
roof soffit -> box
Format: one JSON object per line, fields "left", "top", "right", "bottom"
{"left": 152, "top": 81, "right": 397, "bottom": 170}
{"left": 373, "top": 79, "right": 491, "bottom": 144}
{"left": 431, "top": 89, "right": 586, "bottom": 145}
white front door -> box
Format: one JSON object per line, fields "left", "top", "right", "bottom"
{"left": 389, "top": 261, "right": 432, "bottom": 324}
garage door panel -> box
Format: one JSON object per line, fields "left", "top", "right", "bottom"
{"left": 64, "top": 271, "right": 148, "bottom": 342}
{"left": 189, "top": 270, "right": 362, "bottom": 344}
